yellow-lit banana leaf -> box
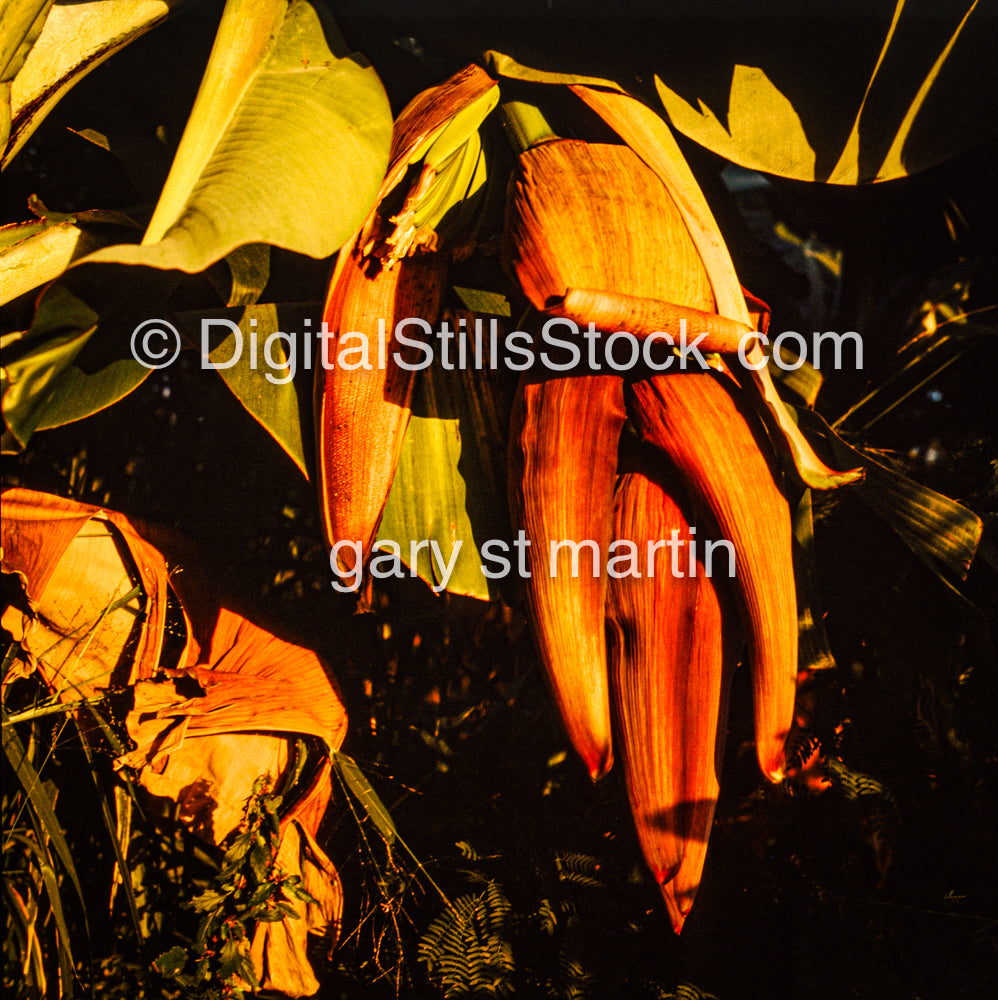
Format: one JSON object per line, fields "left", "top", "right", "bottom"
{"left": 375, "top": 359, "right": 509, "bottom": 601}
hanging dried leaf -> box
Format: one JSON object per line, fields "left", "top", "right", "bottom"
{"left": 1, "top": 487, "right": 348, "bottom": 996}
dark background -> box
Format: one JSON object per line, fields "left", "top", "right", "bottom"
{"left": 3, "top": 2, "right": 998, "bottom": 997}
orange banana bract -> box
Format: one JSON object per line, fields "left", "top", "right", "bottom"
{"left": 607, "top": 469, "right": 735, "bottom": 933}
{"left": 507, "top": 370, "right": 625, "bottom": 780}
{"left": 628, "top": 371, "right": 797, "bottom": 783}
{"left": 502, "top": 137, "right": 714, "bottom": 779}
{"left": 503, "top": 139, "right": 715, "bottom": 315}
{"left": 316, "top": 248, "right": 447, "bottom": 575}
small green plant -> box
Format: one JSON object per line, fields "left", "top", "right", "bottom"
{"left": 154, "top": 775, "right": 317, "bottom": 998}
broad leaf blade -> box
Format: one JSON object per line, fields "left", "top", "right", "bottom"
{"left": 656, "top": 67, "right": 815, "bottom": 181}
{"left": 653, "top": 1, "right": 988, "bottom": 184}
{"left": 0, "top": 209, "right": 139, "bottom": 307}
{"left": 0, "top": 283, "right": 156, "bottom": 451}
{"left": 189, "top": 302, "right": 309, "bottom": 476}
{"left": 82, "top": 0, "right": 392, "bottom": 274}
{"left": 377, "top": 362, "right": 509, "bottom": 602}
{"left": 3, "top": 0, "right": 183, "bottom": 166}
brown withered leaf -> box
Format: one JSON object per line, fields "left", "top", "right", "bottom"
{"left": 607, "top": 467, "right": 736, "bottom": 933}
{"left": 1, "top": 487, "right": 347, "bottom": 997}
{"left": 628, "top": 372, "right": 798, "bottom": 784}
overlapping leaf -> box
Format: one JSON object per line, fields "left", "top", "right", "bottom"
{"left": 80, "top": 0, "right": 392, "bottom": 274}
{"left": 3, "top": 0, "right": 184, "bottom": 166}
{"left": 1, "top": 487, "right": 349, "bottom": 996}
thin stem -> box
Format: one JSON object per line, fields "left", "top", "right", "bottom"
{"left": 500, "top": 100, "right": 559, "bottom": 156}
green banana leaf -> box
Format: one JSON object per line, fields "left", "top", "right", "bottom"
{"left": 2, "top": 0, "right": 186, "bottom": 167}
{"left": 654, "top": 0, "right": 987, "bottom": 184}
{"left": 0, "top": 201, "right": 140, "bottom": 307}
{"left": 796, "top": 407, "right": 982, "bottom": 588}
{"left": 377, "top": 360, "right": 509, "bottom": 602}
{"left": 181, "top": 302, "right": 312, "bottom": 476}
{"left": 1, "top": 277, "right": 174, "bottom": 452}
{"left": 80, "top": 0, "right": 392, "bottom": 275}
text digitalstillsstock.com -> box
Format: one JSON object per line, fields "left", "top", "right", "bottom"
{"left": 329, "top": 531, "right": 736, "bottom": 593}
{"left": 130, "top": 315, "right": 865, "bottom": 380}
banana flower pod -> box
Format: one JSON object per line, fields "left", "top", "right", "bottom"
{"left": 627, "top": 372, "right": 798, "bottom": 783}
{"left": 317, "top": 65, "right": 498, "bottom": 580}
{"left": 317, "top": 248, "right": 447, "bottom": 578}
{"left": 607, "top": 468, "right": 735, "bottom": 933}
{"left": 501, "top": 110, "right": 717, "bottom": 779}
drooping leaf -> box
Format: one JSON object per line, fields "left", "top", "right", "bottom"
{"left": 654, "top": 0, "right": 987, "bottom": 184}
{"left": 331, "top": 751, "right": 397, "bottom": 847}
{"left": 484, "top": 50, "right": 626, "bottom": 92}
{"left": 830, "top": 0, "right": 981, "bottom": 184}
{"left": 376, "top": 360, "right": 509, "bottom": 603}
{"left": 81, "top": 0, "right": 392, "bottom": 274}
{"left": 656, "top": 66, "right": 815, "bottom": 181}
{"left": 189, "top": 302, "right": 309, "bottom": 476}
{"left": 0, "top": 203, "right": 140, "bottom": 307}
{"left": 796, "top": 408, "right": 983, "bottom": 587}
{"left": 0, "top": 280, "right": 163, "bottom": 451}
{"left": 3, "top": 0, "right": 185, "bottom": 167}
